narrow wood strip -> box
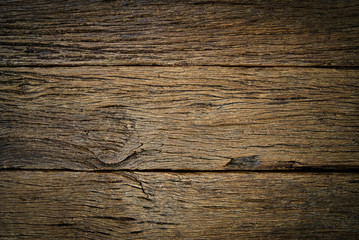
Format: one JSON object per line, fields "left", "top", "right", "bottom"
{"left": 1, "top": 67, "right": 358, "bottom": 170}
{"left": 1, "top": 0, "right": 359, "bottom": 66}
{"left": 0, "top": 171, "right": 358, "bottom": 239}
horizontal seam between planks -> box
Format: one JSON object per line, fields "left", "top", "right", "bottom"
{"left": 0, "top": 168, "right": 359, "bottom": 174}
{"left": 1, "top": 64, "right": 359, "bottom": 69}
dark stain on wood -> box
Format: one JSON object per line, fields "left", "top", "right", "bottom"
{"left": 225, "top": 155, "right": 260, "bottom": 169}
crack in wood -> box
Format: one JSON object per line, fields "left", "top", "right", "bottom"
{"left": 119, "top": 172, "right": 153, "bottom": 201}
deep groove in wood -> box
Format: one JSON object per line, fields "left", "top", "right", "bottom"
{"left": 1, "top": 64, "right": 359, "bottom": 69}
{"left": 1, "top": 168, "right": 359, "bottom": 174}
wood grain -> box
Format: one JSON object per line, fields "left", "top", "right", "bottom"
{"left": 0, "top": 171, "right": 358, "bottom": 239}
{"left": 1, "top": 0, "right": 359, "bottom": 67}
{"left": 1, "top": 67, "right": 358, "bottom": 170}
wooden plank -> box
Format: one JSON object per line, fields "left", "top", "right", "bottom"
{"left": 1, "top": 67, "right": 358, "bottom": 170}
{"left": 1, "top": 0, "right": 359, "bottom": 67}
{"left": 0, "top": 171, "right": 358, "bottom": 239}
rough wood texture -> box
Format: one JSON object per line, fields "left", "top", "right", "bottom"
{"left": 0, "top": 171, "right": 358, "bottom": 239}
{"left": 2, "top": 1, "right": 359, "bottom": 239}
{"left": 1, "top": 67, "right": 358, "bottom": 170}
{"left": 1, "top": 0, "right": 359, "bottom": 66}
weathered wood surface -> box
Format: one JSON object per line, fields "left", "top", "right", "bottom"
{"left": 1, "top": 1, "right": 359, "bottom": 239}
{"left": 1, "top": 67, "right": 358, "bottom": 170}
{"left": 1, "top": 0, "right": 359, "bottom": 67}
{"left": 0, "top": 171, "right": 358, "bottom": 239}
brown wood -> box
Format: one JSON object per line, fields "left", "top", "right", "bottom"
{"left": 1, "top": 67, "right": 358, "bottom": 170}
{"left": 1, "top": 1, "right": 359, "bottom": 238}
{"left": 0, "top": 171, "right": 358, "bottom": 239}
{"left": 1, "top": 0, "right": 359, "bottom": 67}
